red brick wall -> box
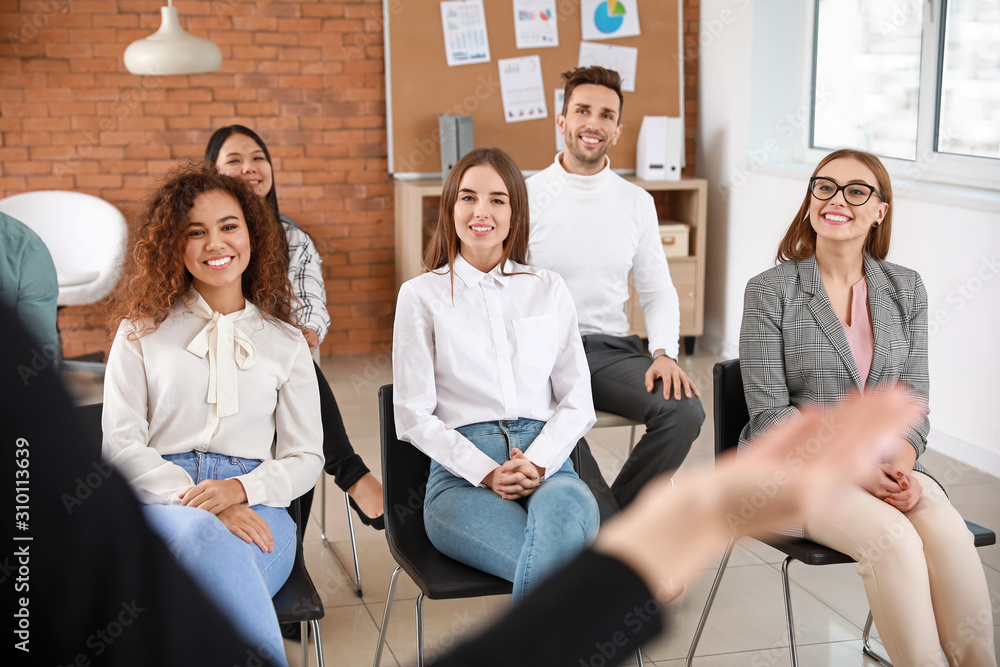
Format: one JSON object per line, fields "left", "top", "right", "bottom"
{"left": 1, "top": 0, "right": 698, "bottom": 359}
{"left": 682, "top": 0, "right": 700, "bottom": 174}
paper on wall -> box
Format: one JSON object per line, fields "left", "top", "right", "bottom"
{"left": 581, "top": 0, "right": 640, "bottom": 41}
{"left": 554, "top": 89, "right": 565, "bottom": 150}
{"left": 441, "top": 0, "right": 491, "bottom": 66}
{"left": 514, "top": 0, "right": 559, "bottom": 49}
{"left": 578, "top": 41, "right": 638, "bottom": 92}
{"left": 498, "top": 55, "right": 548, "bottom": 123}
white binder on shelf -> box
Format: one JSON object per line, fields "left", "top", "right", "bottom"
{"left": 636, "top": 116, "right": 683, "bottom": 181}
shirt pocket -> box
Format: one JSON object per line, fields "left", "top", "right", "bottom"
{"left": 512, "top": 314, "right": 558, "bottom": 373}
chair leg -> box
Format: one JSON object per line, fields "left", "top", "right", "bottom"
{"left": 780, "top": 556, "right": 799, "bottom": 667}
{"left": 300, "top": 621, "right": 308, "bottom": 667}
{"left": 861, "top": 611, "right": 892, "bottom": 666}
{"left": 685, "top": 536, "right": 738, "bottom": 666}
{"left": 372, "top": 565, "right": 401, "bottom": 667}
{"left": 415, "top": 593, "right": 426, "bottom": 667}
{"left": 319, "top": 475, "right": 363, "bottom": 596}
{"left": 320, "top": 473, "right": 326, "bottom": 540}
{"left": 343, "top": 491, "right": 363, "bottom": 596}
{"left": 310, "top": 618, "right": 325, "bottom": 667}
{"left": 634, "top": 647, "right": 644, "bottom": 666}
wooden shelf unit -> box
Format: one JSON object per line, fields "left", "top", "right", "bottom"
{"left": 623, "top": 177, "right": 708, "bottom": 347}
{"left": 393, "top": 176, "right": 708, "bottom": 347}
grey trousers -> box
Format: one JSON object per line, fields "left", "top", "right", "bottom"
{"left": 575, "top": 334, "right": 705, "bottom": 521}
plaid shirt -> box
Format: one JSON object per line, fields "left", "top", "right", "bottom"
{"left": 281, "top": 215, "right": 330, "bottom": 343}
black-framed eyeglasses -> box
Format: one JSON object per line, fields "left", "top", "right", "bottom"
{"left": 809, "top": 177, "right": 883, "bottom": 206}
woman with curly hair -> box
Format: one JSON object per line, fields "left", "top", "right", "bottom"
{"left": 205, "top": 125, "right": 384, "bottom": 531}
{"left": 102, "top": 163, "right": 323, "bottom": 666}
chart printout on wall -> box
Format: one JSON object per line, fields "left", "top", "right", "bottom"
{"left": 581, "top": 0, "right": 641, "bottom": 41}
{"left": 385, "top": 0, "right": 680, "bottom": 175}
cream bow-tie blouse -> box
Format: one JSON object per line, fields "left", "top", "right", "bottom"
{"left": 101, "top": 290, "right": 324, "bottom": 508}
{"left": 184, "top": 293, "right": 258, "bottom": 418}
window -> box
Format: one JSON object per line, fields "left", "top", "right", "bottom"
{"left": 810, "top": 0, "right": 1000, "bottom": 189}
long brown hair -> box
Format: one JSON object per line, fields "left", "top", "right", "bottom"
{"left": 776, "top": 148, "right": 893, "bottom": 262}
{"left": 423, "top": 147, "right": 530, "bottom": 274}
{"left": 106, "top": 162, "right": 294, "bottom": 336}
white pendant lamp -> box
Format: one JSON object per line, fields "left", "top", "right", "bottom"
{"left": 123, "top": 0, "right": 222, "bottom": 75}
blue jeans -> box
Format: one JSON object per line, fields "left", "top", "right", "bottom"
{"left": 142, "top": 452, "right": 295, "bottom": 667}
{"left": 424, "top": 419, "right": 599, "bottom": 602}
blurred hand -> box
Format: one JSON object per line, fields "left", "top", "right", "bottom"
{"left": 595, "top": 388, "right": 922, "bottom": 603}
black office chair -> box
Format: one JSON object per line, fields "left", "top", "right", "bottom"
{"left": 273, "top": 497, "right": 326, "bottom": 667}
{"left": 77, "top": 403, "right": 326, "bottom": 667}
{"left": 373, "top": 384, "right": 644, "bottom": 667}
{"left": 373, "top": 385, "right": 513, "bottom": 667}
{"left": 684, "top": 360, "right": 996, "bottom": 667}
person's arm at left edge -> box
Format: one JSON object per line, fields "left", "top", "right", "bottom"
{"left": 630, "top": 194, "right": 700, "bottom": 401}
{"left": 15, "top": 232, "right": 59, "bottom": 354}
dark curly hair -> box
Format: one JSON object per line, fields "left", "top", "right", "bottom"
{"left": 106, "top": 161, "right": 294, "bottom": 337}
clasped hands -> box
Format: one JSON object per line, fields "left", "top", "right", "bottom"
{"left": 481, "top": 448, "right": 546, "bottom": 500}
{"left": 179, "top": 478, "right": 275, "bottom": 553}
{"left": 860, "top": 462, "right": 923, "bottom": 512}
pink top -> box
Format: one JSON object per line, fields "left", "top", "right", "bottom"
{"left": 840, "top": 276, "right": 874, "bottom": 388}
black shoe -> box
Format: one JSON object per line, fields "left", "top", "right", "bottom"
{"left": 348, "top": 496, "right": 385, "bottom": 530}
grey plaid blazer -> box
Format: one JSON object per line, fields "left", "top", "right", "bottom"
{"left": 738, "top": 255, "right": 934, "bottom": 537}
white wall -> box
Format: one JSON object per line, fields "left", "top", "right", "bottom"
{"left": 697, "top": 0, "right": 1000, "bottom": 474}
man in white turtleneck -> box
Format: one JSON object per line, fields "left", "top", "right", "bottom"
{"left": 526, "top": 66, "right": 704, "bottom": 518}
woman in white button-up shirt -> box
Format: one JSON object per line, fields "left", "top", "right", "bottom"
{"left": 103, "top": 164, "right": 323, "bottom": 666}
{"left": 393, "top": 148, "right": 599, "bottom": 601}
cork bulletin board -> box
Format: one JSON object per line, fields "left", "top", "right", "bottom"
{"left": 384, "top": 0, "right": 682, "bottom": 175}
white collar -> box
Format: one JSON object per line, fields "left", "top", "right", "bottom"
{"left": 452, "top": 254, "right": 516, "bottom": 288}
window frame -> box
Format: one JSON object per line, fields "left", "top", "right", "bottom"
{"left": 803, "top": 0, "right": 1000, "bottom": 191}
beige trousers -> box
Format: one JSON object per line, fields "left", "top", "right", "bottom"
{"left": 803, "top": 472, "right": 996, "bottom": 667}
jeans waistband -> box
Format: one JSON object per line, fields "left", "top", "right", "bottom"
{"left": 455, "top": 419, "right": 545, "bottom": 439}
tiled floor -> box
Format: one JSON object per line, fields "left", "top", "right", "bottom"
{"left": 65, "top": 349, "right": 1000, "bottom": 666}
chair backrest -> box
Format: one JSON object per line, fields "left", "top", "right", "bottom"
{"left": 713, "top": 359, "right": 750, "bottom": 457}
{"left": 378, "top": 384, "right": 432, "bottom": 561}
{"left": 77, "top": 402, "right": 105, "bottom": 460}
{"left": 0, "top": 190, "right": 126, "bottom": 306}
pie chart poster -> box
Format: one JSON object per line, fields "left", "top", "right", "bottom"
{"left": 582, "top": 0, "right": 641, "bottom": 41}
